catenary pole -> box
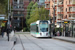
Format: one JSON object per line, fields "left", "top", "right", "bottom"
{"left": 53, "top": 0, "right": 55, "bottom": 29}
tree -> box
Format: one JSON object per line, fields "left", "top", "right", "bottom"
{"left": 0, "top": 0, "right": 8, "bottom": 14}
{"left": 0, "top": 4, "right": 6, "bottom": 14}
{"left": 27, "top": 6, "right": 49, "bottom": 25}
{"left": 28, "top": 7, "right": 39, "bottom": 24}
{"left": 27, "top": 2, "right": 39, "bottom": 25}
{"left": 39, "top": 7, "right": 49, "bottom": 20}
{"left": 25, "top": 1, "right": 34, "bottom": 31}
{"left": 26, "top": 1, "right": 34, "bottom": 19}
{"left": 25, "top": 2, "right": 49, "bottom": 31}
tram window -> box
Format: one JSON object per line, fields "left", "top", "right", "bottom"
{"left": 47, "top": 28, "right": 48, "bottom": 31}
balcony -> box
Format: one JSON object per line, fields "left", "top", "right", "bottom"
{"left": 59, "top": 0, "right": 63, "bottom": 2}
{"left": 67, "top": 0, "right": 75, "bottom": 7}
{"left": 67, "top": 7, "right": 75, "bottom": 14}
{"left": 13, "top": 1, "right": 23, "bottom": 5}
{"left": 53, "top": 0, "right": 57, "bottom": 2}
{"left": 67, "top": 12, "right": 75, "bottom": 14}
{"left": 45, "top": 0, "right": 50, "bottom": 4}
{"left": 13, "top": 14, "right": 24, "bottom": 17}
{"left": 58, "top": 2, "right": 63, "bottom": 7}
{"left": 69, "top": 14, "right": 75, "bottom": 18}
{"left": 58, "top": 12, "right": 64, "bottom": 14}
{"left": 45, "top": 4, "right": 50, "bottom": 10}
{"left": 55, "top": 6, "right": 57, "bottom": 9}
{"left": 12, "top": 6, "right": 24, "bottom": 11}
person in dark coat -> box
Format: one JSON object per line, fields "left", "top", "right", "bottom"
{"left": 6, "top": 24, "right": 12, "bottom": 41}
{"left": 1, "top": 27, "right": 5, "bottom": 37}
{"left": 53, "top": 28, "right": 55, "bottom": 36}
{"left": 6, "top": 24, "right": 12, "bottom": 37}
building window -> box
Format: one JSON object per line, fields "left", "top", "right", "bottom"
{"left": 66, "top": 8, "right": 67, "bottom": 12}
{"left": 69, "top": 7, "right": 71, "bottom": 12}
{"left": 69, "top": 0, "right": 70, "bottom": 4}
{"left": 65, "top": 15, "right": 67, "bottom": 18}
{"left": 69, "top": 15, "right": 71, "bottom": 17}
{"left": 66, "top": 1, "right": 67, "bottom": 5}
{"left": 62, "top": 15, "right": 63, "bottom": 19}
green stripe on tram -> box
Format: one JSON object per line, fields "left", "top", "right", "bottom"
{"left": 31, "top": 32, "right": 39, "bottom": 34}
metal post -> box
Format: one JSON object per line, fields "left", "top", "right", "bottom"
{"left": 8, "top": 0, "right": 10, "bottom": 41}
{"left": 49, "top": 0, "right": 51, "bottom": 36}
{"left": 8, "top": 0, "right": 9, "bottom": 24}
{"left": 22, "top": 17, "right": 23, "bottom": 32}
{"left": 49, "top": 0, "right": 50, "bottom": 22}
{"left": 53, "top": 0, "right": 55, "bottom": 29}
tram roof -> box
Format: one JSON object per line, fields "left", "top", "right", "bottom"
{"left": 30, "top": 20, "right": 50, "bottom": 25}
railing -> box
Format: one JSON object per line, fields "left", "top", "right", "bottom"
{"left": 13, "top": 2, "right": 23, "bottom": 4}
{"left": 69, "top": 7, "right": 75, "bottom": 12}
{"left": 69, "top": 0, "right": 75, "bottom": 4}
{"left": 13, "top": 2, "right": 17, "bottom": 4}
{"left": 58, "top": 2, "right": 63, "bottom": 5}
{"left": 59, "top": 0, "right": 63, "bottom": 2}
{"left": 13, "top": 5, "right": 24, "bottom": 9}
{"left": 45, "top": 6, "right": 50, "bottom": 8}
{"left": 58, "top": 8, "right": 63, "bottom": 12}
{"left": 13, "top": 14, "right": 24, "bottom": 17}
{"left": 45, "top": 0, "right": 50, "bottom": 3}
{"left": 45, "top": 0, "right": 50, "bottom": 2}
{"left": 45, "top": 4, "right": 50, "bottom": 8}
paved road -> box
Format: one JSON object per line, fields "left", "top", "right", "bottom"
{"left": 12, "top": 33, "right": 75, "bottom": 50}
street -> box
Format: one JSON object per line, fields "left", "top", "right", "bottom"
{"left": 12, "top": 33, "right": 75, "bottom": 50}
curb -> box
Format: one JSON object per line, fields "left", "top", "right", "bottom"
{"left": 53, "top": 37, "right": 75, "bottom": 43}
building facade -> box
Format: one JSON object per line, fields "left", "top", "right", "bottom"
{"left": 45, "top": 0, "right": 75, "bottom": 25}
{"left": 45, "top": 0, "right": 75, "bottom": 37}
{"left": 10, "top": 0, "right": 37, "bottom": 30}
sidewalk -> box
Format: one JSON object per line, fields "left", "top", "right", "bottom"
{"left": 53, "top": 36, "right": 75, "bottom": 43}
{"left": 0, "top": 31, "right": 17, "bottom": 50}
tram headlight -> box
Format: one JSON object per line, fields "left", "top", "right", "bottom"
{"left": 40, "top": 33, "right": 42, "bottom": 35}
{"left": 46, "top": 33, "right": 48, "bottom": 35}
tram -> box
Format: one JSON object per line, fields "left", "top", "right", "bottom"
{"left": 30, "top": 20, "right": 51, "bottom": 37}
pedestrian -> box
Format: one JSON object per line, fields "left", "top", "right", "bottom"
{"left": 6, "top": 24, "right": 12, "bottom": 41}
{"left": 1, "top": 22, "right": 6, "bottom": 37}
{"left": 1, "top": 27, "right": 5, "bottom": 37}
{"left": 60, "top": 31, "right": 62, "bottom": 36}
{"left": 56, "top": 31, "right": 60, "bottom": 36}
{"left": 53, "top": 28, "right": 55, "bottom": 36}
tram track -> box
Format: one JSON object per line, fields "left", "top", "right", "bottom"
{"left": 18, "top": 34, "right": 25, "bottom": 50}
{"left": 23, "top": 34, "right": 44, "bottom": 50}
{"left": 17, "top": 34, "right": 72, "bottom": 50}
{"left": 23, "top": 34, "right": 70, "bottom": 50}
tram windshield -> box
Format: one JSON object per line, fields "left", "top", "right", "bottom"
{"left": 39, "top": 21, "right": 48, "bottom": 32}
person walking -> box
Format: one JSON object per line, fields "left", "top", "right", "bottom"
{"left": 6, "top": 24, "right": 12, "bottom": 41}
{"left": 1, "top": 22, "right": 5, "bottom": 37}
{"left": 1, "top": 27, "right": 5, "bottom": 37}
{"left": 53, "top": 28, "right": 55, "bottom": 36}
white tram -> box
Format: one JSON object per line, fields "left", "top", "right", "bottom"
{"left": 30, "top": 20, "right": 51, "bottom": 37}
